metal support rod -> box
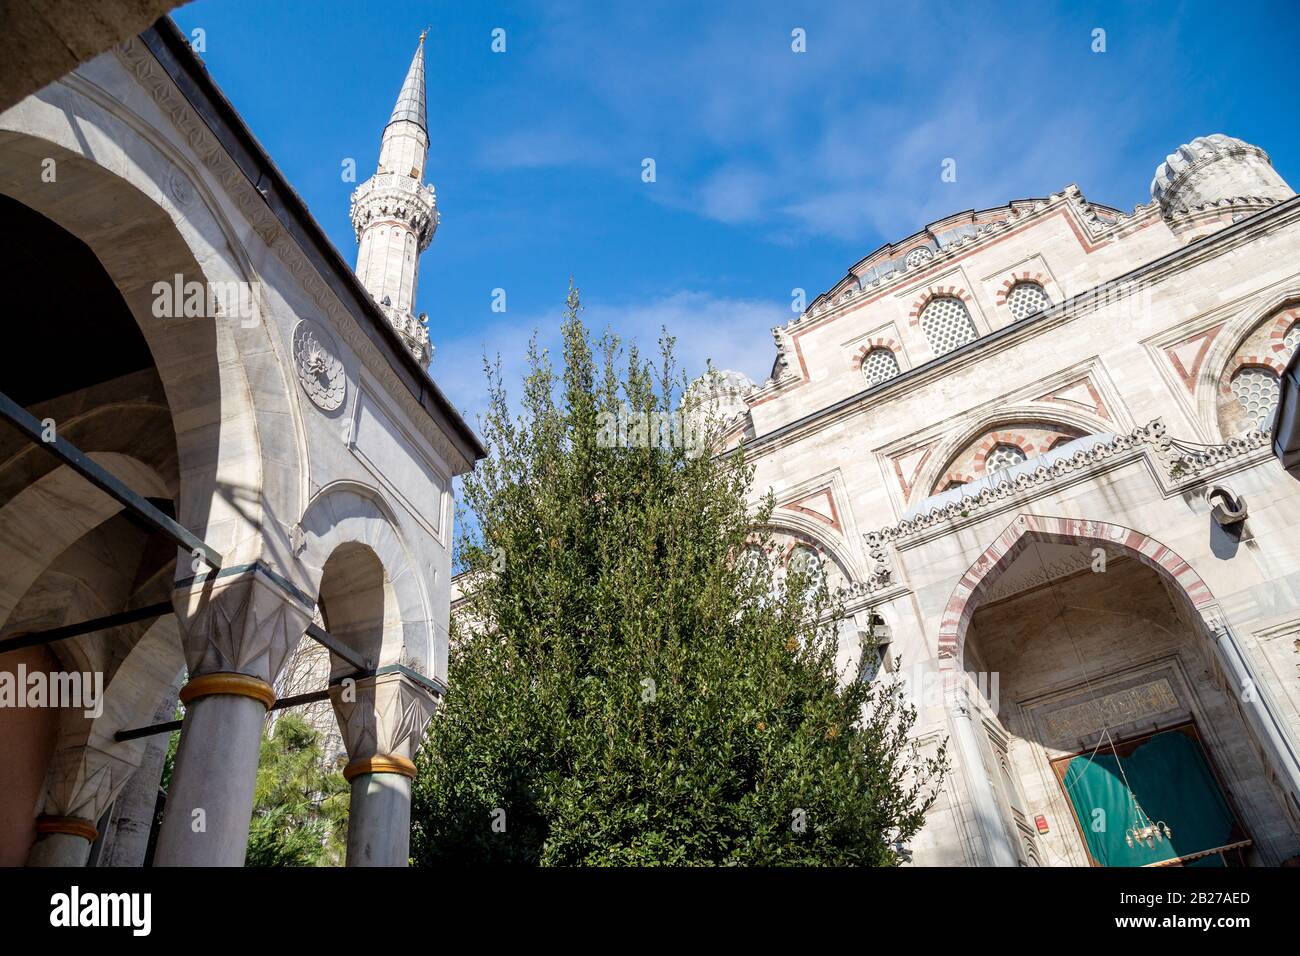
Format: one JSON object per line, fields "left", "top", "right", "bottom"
{"left": 0, "top": 602, "right": 173, "bottom": 653}
{"left": 0, "top": 389, "right": 223, "bottom": 570}
{"left": 115, "top": 719, "right": 183, "bottom": 743}
{"left": 113, "top": 671, "right": 374, "bottom": 742}
{"left": 305, "top": 621, "right": 373, "bottom": 671}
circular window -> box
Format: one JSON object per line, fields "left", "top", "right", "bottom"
{"left": 920, "top": 295, "right": 978, "bottom": 356}
{"left": 905, "top": 246, "right": 934, "bottom": 268}
{"left": 860, "top": 347, "right": 900, "bottom": 386}
{"left": 788, "top": 546, "right": 825, "bottom": 591}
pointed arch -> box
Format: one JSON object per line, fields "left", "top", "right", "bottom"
{"left": 0, "top": 81, "right": 303, "bottom": 572}
{"left": 937, "top": 515, "right": 1215, "bottom": 669}
{"left": 1197, "top": 289, "right": 1300, "bottom": 440}
{"left": 911, "top": 404, "right": 1110, "bottom": 503}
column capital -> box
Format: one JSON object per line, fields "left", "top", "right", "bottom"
{"left": 39, "top": 741, "right": 142, "bottom": 828}
{"left": 330, "top": 670, "right": 438, "bottom": 764}
{"left": 173, "top": 565, "right": 313, "bottom": 685}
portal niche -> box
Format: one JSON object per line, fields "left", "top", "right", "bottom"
{"left": 1051, "top": 721, "right": 1251, "bottom": 867}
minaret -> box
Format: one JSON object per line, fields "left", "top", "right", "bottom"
{"left": 350, "top": 31, "right": 439, "bottom": 364}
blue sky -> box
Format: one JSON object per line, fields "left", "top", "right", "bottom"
{"left": 171, "top": 0, "right": 1300, "bottom": 425}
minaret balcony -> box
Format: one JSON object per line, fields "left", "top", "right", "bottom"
{"left": 350, "top": 174, "right": 438, "bottom": 247}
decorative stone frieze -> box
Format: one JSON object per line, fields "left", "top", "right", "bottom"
{"left": 870, "top": 420, "right": 1271, "bottom": 544}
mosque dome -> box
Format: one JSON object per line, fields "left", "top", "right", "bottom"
{"left": 685, "top": 368, "right": 757, "bottom": 427}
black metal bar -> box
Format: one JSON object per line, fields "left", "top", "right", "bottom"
{"left": 115, "top": 719, "right": 182, "bottom": 742}
{"left": 113, "top": 670, "right": 372, "bottom": 742}
{"left": 305, "top": 621, "right": 372, "bottom": 671}
{"left": 0, "top": 602, "right": 173, "bottom": 653}
{"left": 0, "top": 389, "right": 223, "bottom": 570}
{"left": 271, "top": 688, "right": 332, "bottom": 710}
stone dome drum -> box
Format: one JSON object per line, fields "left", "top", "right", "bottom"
{"left": 1150, "top": 134, "right": 1293, "bottom": 217}
{"left": 686, "top": 368, "right": 757, "bottom": 427}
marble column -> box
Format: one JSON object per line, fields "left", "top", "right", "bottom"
{"left": 331, "top": 670, "right": 437, "bottom": 866}
{"left": 948, "top": 680, "right": 1018, "bottom": 868}
{"left": 153, "top": 571, "right": 310, "bottom": 866}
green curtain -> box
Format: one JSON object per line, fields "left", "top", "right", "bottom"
{"left": 1060, "top": 727, "right": 1236, "bottom": 867}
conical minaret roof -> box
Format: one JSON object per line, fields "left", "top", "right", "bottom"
{"left": 386, "top": 33, "right": 427, "bottom": 134}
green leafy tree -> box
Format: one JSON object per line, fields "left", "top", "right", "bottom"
{"left": 411, "top": 286, "right": 944, "bottom": 866}
{"left": 244, "top": 713, "right": 349, "bottom": 867}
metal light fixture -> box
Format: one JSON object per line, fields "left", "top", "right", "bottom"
{"left": 1124, "top": 796, "right": 1172, "bottom": 850}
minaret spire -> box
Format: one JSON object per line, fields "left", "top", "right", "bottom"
{"left": 387, "top": 32, "right": 427, "bottom": 136}
{"left": 350, "top": 32, "right": 439, "bottom": 365}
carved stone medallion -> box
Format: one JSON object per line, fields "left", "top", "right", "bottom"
{"left": 293, "top": 319, "right": 346, "bottom": 411}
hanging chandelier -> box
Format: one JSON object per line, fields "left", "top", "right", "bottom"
{"left": 1124, "top": 795, "right": 1172, "bottom": 849}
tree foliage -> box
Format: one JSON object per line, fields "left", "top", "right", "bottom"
{"left": 244, "top": 713, "right": 349, "bottom": 867}
{"left": 412, "top": 286, "right": 944, "bottom": 865}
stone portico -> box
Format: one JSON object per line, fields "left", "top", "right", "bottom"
{"left": 0, "top": 19, "right": 481, "bottom": 866}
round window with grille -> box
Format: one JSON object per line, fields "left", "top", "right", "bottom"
{"left": 860, "top": 347, "right": 900, "bottom": 386}
{"left": 985, "top": 443, "right": 1027, "bottom": 474}
{"left": 920, "top": 295, "right": 978, "bottom": 356}
{"left": 1006, "top": 281, "right": 1050, "bottom": 320}
{"left": 1230, "top": 365, "right": 1280, "bottom": 430}
{"left": 905, "top": 246, "right": 934, "bottom": 268}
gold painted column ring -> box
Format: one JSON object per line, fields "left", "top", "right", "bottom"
{"left": 35, "top": 815, "right": 99, "bottom": 842}
{"left": 179, "top": 672, "right": 276, "bottom": 710}
{"left": 343, "top": 754, "right": 417, "bottom": 781}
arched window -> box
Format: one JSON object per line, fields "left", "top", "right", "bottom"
{"left": 920, "top": 295, "right": 978, "bottom": 356}
{"left": 1006, "top": 281, "right": 1051, "bottom": 320}
{"left": 1285, "top": 320, "right": 1300, "bottom": 356}
{"left": 788, "top": 545, "right": 825, "bottom": 592}
{"left": 985, "top": 443, "right": 1027, "bottom": 474}
{"left": 905, "top": 246, "right": 934, "bottom": 268}
{"left": 941, "top": 478, "right": 967, "bottom": 493}
{"left": 1230, "top": 365, "right": 1280, "bottom": 430}
{"left": 860, "top": 347, "right": 900, "bottom": 386}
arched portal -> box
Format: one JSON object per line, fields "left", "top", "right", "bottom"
{"left": 937, "top": 514, "right": 1300, "bottom": 867}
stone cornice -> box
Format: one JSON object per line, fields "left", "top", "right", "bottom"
{"left": 746, "top": 188, "right": 1163, "bottom": 406}
{"left": 865, "top": 420, "right": 1271, "bottom": 546}
{"left": 736, "top": 195, "right": 1300, "bottom": 462}
{"left": 787, "top": 187, "right": 1153, "bottom": 341}
{"left": 116, "top": 31, "right": 481, "bottom": 475}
